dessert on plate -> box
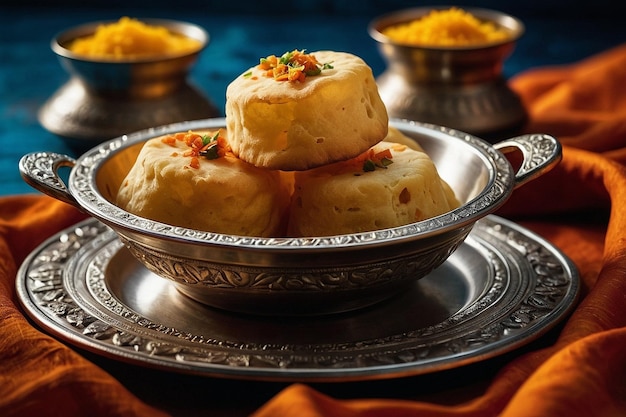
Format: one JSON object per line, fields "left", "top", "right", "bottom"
{"left": 287, "top": 140, "right": 459, "bottom": 236}
{"left": 116, "top": 49, "right": 459, "bottom": 237}
{"left": 116, "top": 130, "right": 290, "bottom": 237}
{"left": 225, "top": 50, "right": 389, "bottom": 171}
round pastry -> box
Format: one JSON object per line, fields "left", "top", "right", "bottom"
{"left": 225, "top": 50, "right": 389, "bottom": 171}
{"left": 116, "top": 130, "right": 290, "bottom": 237}
{"left": 287, "top": 141, "right": 460, "bottom": 237}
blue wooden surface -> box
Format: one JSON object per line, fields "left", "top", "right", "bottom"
{"left": 2, "top": 1, "right": 625, "bottom": 196}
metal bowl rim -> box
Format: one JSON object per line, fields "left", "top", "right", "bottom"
{"left": 368, "top": 6, "right": 525, "bottom": 50}
{"left": 51, "top": 18, "right": 209, "bottom": 64}
{"left": 67, "top": 117, "right": 514, "bottom": 251}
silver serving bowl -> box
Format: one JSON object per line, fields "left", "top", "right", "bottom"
{"left": 19, "top": 118, "right": 561, "bottom": 316}
{"left": 38, "top": 18, "right": 219, "bottom": 151}
{"left": 369, "top": 7, "right": 526, "bottom": 140}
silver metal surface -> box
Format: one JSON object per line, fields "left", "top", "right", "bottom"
{"left": 19, "top": 118, "right": 561, "bottom": 316}
{"left": 16, "top": 215, "right": 579, "bottom": 381}
{"left": 369, "top": 7, "right": 527, "bottom": 138}
{"left": 38, "top": 19, "right": 219, "bottom": 150}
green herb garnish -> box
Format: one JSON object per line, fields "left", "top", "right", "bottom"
{"left": 257, "top": 49, "right": 333, "bottom": 82}
{"left": 199, "top": 132, "right": 221, "bottom": 160}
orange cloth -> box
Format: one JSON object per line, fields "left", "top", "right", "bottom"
{"left": 1, "top": 45, "right": 626, "bottom": 417}
{"left": 0, "top": 197, "right": 170, "bottom": 417}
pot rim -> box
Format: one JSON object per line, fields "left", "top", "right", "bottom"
{"left": 51, "top": 17, "right": 209, "bottom": 64}
{"left": 368, "top": 6, "right": 525, "bottom": 51}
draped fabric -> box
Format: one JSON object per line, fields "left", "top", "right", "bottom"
{"left": 2, "top": 44, "right": 626, "bottom": 417}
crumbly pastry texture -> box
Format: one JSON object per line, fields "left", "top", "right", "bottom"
{"left": 225, "top": 50, "right": 389, "bottom": 171}
{"left": 116, "top": 134, "right": 289, "bottom": 237}
{"left": 287, "top": 141, "right": 460, "bottom": 237}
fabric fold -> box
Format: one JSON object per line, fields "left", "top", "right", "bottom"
{"left": 0, "top": 197, "right": 170, "bottom": 417}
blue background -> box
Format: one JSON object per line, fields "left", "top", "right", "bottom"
{"left": 2, "top": 0, "right": 625, "bottom": 195}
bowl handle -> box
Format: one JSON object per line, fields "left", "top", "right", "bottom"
{"left": 493, "top": 134, "right": 562, "bottom": 189}
{"left": 18, "top": 152, "right": 81, "bottom": 209}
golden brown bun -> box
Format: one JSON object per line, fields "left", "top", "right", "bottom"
{"left": 287, "top": 141, "right": 460, "bottom": 237}
{"left": 116, "top": 134, "right": 290, "bottom": 237}
{"left": 225, "top": 51, "right": 389, "bottom": 171}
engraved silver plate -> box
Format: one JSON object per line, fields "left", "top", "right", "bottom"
{"left": 16, "top": 215, "right": 579, "bottom": 382}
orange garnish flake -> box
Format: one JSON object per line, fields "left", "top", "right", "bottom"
{"left": 160, "top": 130, "right": 230, "bottom": 169}
{"left": 352, "top": 147, "right": 394, "bottom": 173}
{"left": 373, "top": 148, "right": 393, "bottom": 161}
{"left": 161, "top": 135, "right": 177, "bottom": 146}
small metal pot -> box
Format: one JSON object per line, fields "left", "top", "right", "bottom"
{"left": 38, "top": 18, "right": 219, "bottom": 151}
{"left": 369, "top": 7, "right": 527, "bottom": 140}
{"left": 20, "top": 118, "right": 561, "bottom": 316}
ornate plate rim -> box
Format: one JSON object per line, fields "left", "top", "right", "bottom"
{"left": 16, "top": 215, "right": 580, "bottom": 382}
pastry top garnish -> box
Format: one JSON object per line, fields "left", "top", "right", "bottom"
{"left": 358, "top": 147, "right": 394, "bottom": 173}
{"left": 335, "top": 147, "right": 394, "bottom": 176}
{"left": 161, "top": 130, "right": 230, "bottom": 169}
{"left": 245, "top": 49, "right": 334, "bottom": 82}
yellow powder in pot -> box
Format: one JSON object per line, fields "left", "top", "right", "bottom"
{"left": 68, "top": 17, "right": 202, "bottom": 59}
{"left": 382, "top": 7, "right": 510, "bottom": 47}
